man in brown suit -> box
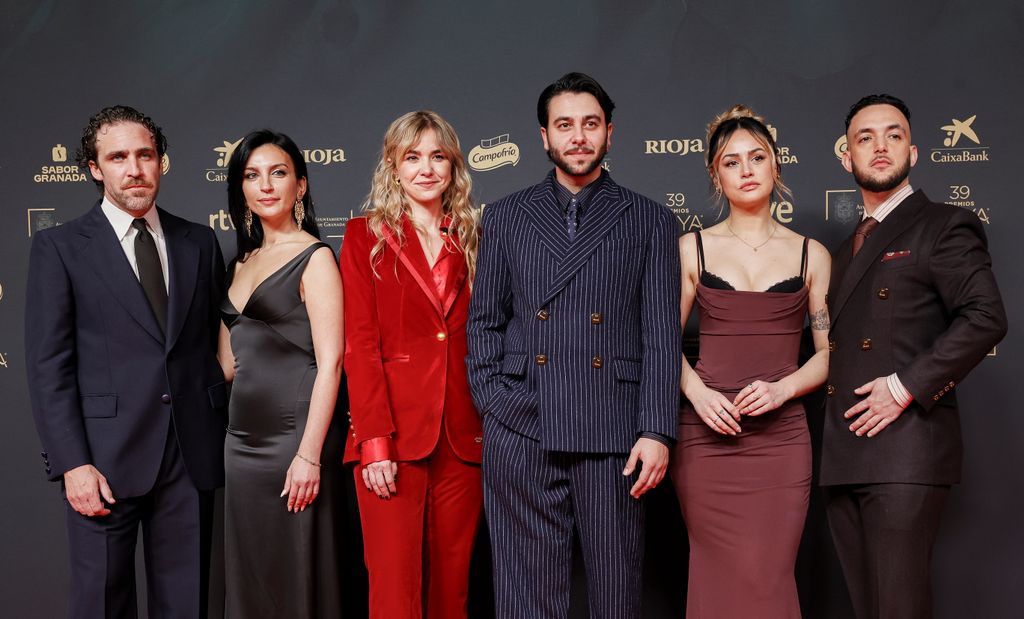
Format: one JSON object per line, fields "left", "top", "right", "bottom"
{"left": 821, "top": 94, "right": 1007, "bottom": 619}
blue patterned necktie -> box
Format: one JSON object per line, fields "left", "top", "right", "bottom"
{"left": 566, "top": 197, "right": 579, "bottom": 242}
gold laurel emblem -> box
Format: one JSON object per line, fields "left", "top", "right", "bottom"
{"left": 161, "top": 154, "right": 171, "bottom": 175}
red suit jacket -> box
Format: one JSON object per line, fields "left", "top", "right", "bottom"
{"left": 341, "top": 216, "right": 482, "bottom": 464}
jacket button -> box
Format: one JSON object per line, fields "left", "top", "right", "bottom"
{"left": 828, "top": 340, "right": 835, "bottom": 352}
{"left": 536, "top": 309, "right": 550, "bottom": 321}
{"left": 826, "top": 385, "right": 836, "bottom": 396}
{"left": 948, "top": 381, "right": 955, "bottom": 387}
{"left": 45, "top": 467, "right": 51, "bottom": 474}
{"left": 436, "top": 332, "right": 447, "bottom": 342}
{"left": 591, "top": 356, "right": 604, "bottom": 369}
{"left": 161, "top": 394, "right": 171, "bottom": 404}
{"left": 590, "top": 312, "right": 603, "bottom": 325}
{"left": 877, "top": 287, "right": 890, "bottom": 300}
{"left": 40, "top": 451, "right": 47, "bottom": 458}
{"left": 535, "top": 354, "right": 548, "bottom": 366}
{"left": 933, "top": 395, "right": 940, "bottom": 401}
{"left": 860, "top": 338, "right": 872, "bottom": 351}
{"left": 474, "top": 436, "right": 483, "bottom": 443}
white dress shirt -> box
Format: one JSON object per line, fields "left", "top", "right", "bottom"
{"left": 100, "top": 197, "right": 170, "bottom": 293}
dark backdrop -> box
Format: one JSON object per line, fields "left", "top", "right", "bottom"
{"left": 1, "top": 1, "right": 1020, "bottom": 617}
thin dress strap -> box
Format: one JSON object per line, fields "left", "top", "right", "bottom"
{"left": 800, "top": 237, "right": 810, "bottom": 281}
{"left": 694, "top": 230, "right": 706, "bottom": 276}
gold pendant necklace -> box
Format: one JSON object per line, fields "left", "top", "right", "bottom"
{"left": 726, "top": 220, "right": 777, "bottom": 252}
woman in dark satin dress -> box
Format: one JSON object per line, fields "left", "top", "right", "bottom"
{"left": 217, "top": 130, "right": 344, "bottom": 618}
{"left": 671, "top": 106, "right": 831, "bottom": 618}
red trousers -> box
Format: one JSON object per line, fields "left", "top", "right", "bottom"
{"left": 355, "top": 434, "right": 483, "bottom": 619}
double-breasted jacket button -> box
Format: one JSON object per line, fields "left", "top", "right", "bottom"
{"left": 828, "top": 340, "right": 836, "bottom": 352}
{"left": 933, "top": 395, "right": 940, "bottom": 401}
{"left": 877, "top": 287, "right": 890, "bottom": 300}
{"left": 536, "top": 309, "right": 550, "bottom": 321}
{"left": 860, "top": 338, "right": 872, "bottom": 351}
{"left": 947, "top": 380, "right": 955, "bottom": 387}
{"left": 160, "top": 394, "right": 171, "bottom": 404}
{"left": 591, "top": 356, "right": 604, "bottom": 369}
{"left": 590, "top": 312, "right": 603, "bottom": 325}
{"left": 535, "top": 354, "right": 548, "bottom": 366}
{"left": 436, "top": 331, "right": 447, "bottom": 342}
{"left": 826, "top": 385, "right": 836, "bottom": 396}
{"left": 474, "top": 436, "right": 483, "bottom": 443}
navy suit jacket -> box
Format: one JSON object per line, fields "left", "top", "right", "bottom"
{"left": 25, "top": 201, "right": 228, "bottom": 497}
{"left": 821, "top": 190, "right": 1006, "bottom": 485}
{"left": 467, "top": 172, "right": 682, "bottom": 454}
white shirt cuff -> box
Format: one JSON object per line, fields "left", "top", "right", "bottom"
{"left": 886, "top": 374, "right": 913, "bottom": 409}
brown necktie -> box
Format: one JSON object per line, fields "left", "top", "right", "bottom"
{"left": 851, "top": 217, "right": 879, "bottom": 257}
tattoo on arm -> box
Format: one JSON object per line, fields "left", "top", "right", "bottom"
{"left": 811, "top": 307, "right": 830, "bottom": 331}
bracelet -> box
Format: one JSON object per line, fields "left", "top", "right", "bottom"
{"left": 295, "top": 453, "right": 321, "bottom": 467}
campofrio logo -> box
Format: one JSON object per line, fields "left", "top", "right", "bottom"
{"left": 468, "top": 134, "right": 520, "bottom": 171}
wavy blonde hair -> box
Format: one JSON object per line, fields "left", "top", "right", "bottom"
{"left": 363, "top": 110, "right": 479, "bottom": 281}
{"left": 705, "top": 104, "right": 792, "bottom": 207}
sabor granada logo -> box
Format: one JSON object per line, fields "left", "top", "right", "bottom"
{"left": 765, "top": 125, "right": 799, "bottom": 164}
{"left": 33, "top": 144, "right": 88, "bottom": 183}
{"left": 205, "top": 138, "right": 346, "bottom": 181}
{"left": 469, "top": 134, "right": 520, "bottom": 171}
{"left": 931, "top": 115, "right": 989, "bottom": 163}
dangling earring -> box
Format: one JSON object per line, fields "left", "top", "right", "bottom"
{"left": 294, "top": 198, "right": 305, "bottom": 227}
{"left": 244, "top": 208, "right": 253, "bottom": 235}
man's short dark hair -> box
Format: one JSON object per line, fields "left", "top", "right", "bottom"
{"left": 537, "top": 72, "right": 615, "bottom": 127}
{"left": 77, "top": 105, "right": 168, "bottom": 191}
{"left": 845, "top": 94, "right": 912, "bottom": 131}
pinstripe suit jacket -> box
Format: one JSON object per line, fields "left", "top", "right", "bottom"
{"left": 467, "top": 172, "right": 681, "bottom": 454}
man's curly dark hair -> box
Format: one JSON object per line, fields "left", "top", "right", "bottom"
{"left": 76, "top": 105, "right": 168, "bottom": 191}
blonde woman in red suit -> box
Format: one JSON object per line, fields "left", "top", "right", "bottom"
{"left": 341, "top": 110, "right": 482, "bottom": 619}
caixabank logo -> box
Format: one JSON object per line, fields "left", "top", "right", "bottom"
{"left": 33, "top": 144, "right": 88, "bottom": 183}
{"left": 205, "top": 138, "right": 346, "bottom": 181}
{"left": 469, "top": 134, "right": 520, "bottom": 171}
{"left": 930, "top": 115, "right": 990, "bottom": 163}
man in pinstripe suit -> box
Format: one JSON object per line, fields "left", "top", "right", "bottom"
{"left": 467, "top": 72, "right": 682, "bottom": 618}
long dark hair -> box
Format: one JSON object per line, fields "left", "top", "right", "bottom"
{"left": 227, "top": 129, "right": 320, "bottom": 262}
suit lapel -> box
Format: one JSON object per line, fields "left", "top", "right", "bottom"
{"left": 78, "top": 203, "right": 164, "bottom": 344}
{"left": 541, "top": 176, "right": 631, "bottom": 305}
{"left": 384, "top": 219, "right": 444, "bottom": 318}
{"left": 830, "top": 191, "right": 928, "bottom": 323}
{"left": 161, "top": 209, "right": 200, "bottom": 352}
{"left": 520, "top": 177, "right": 570, "bottom": 258}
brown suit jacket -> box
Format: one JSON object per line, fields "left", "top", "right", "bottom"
{"left": 820, "top": 190, "right": 1006, "bottom": 486}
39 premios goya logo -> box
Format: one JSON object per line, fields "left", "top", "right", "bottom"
{"left": 468, "top": 134, "right": 520, "bottom": 171}
{"left": 931, "top": 115, "right": 989, "bottom": 163}
{"left": 205, "top": 138, "right": 346, "bottom": 181}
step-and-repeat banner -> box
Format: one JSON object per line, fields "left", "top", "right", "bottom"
{"left": 1, "top": 1, "right": 1019, "bottom": 617}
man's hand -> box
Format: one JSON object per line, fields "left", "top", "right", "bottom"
{"left": 844, "top": 377, "right": 906, "bottom": 437}
{"left": 63, "top": 464, "right": 115, "bottom": 517}
{"left": 623, "top": 437, "right": 669, "bottom": 499}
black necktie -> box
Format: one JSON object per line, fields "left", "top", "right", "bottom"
{"left": 851, "top": 216, "right": 879, "bottom": 257}
{"left": 132, "top": 218, "right": 167, "bottom": 332}
{"left": 566, "top": 197, "right": 579, "bottom": 242}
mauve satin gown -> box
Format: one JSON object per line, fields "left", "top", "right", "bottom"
{"left": 671, "top": 232, "right": 811, "bottom": 619}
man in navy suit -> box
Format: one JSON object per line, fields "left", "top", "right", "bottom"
{"left": 467, "top": 73, "right": 681, "bottom": 618}
{"left": 25, "top": 106, "right": 227, "bottom": 618}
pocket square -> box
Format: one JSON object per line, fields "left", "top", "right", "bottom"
{"left": 881, "top": 250, "right": 911, "bottom": 262}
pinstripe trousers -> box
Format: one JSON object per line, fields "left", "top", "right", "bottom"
{"left": 483, "top": 415, "right": 645, "bottom": 619}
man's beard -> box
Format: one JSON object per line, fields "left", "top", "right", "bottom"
{"left": 110, "top": 186, "right": 157, "bottom": 213}
{"left": 547, "top": 142, "right": 608, "bottom": 179}
{"left": 852, "top": 154, "right": 911, "bottom": 193}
